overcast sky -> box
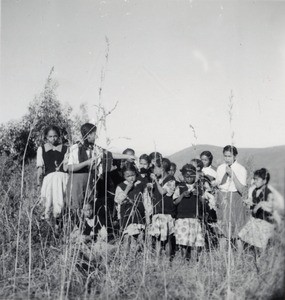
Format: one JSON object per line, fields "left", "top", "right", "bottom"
{"left": 1, "top": 0, "right": 285, "bottom": 155}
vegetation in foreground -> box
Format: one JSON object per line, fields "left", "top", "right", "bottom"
{"left": 0, "top": 156, "right": 284, "bottom": 300}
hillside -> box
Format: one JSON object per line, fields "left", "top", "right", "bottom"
{"left": 168, "top": 144, "right": 285, "bottom": 193}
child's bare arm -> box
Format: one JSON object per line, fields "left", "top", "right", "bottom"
{"left": 173, "top": 192, "right": 186, "bottom": 205}
{"left": 63, "top": 152, "right": 69, "bottom": 172}
{"left": 37, "top": 167, "right": 43, "bottom": 187}
{"left": 114, "top": 183, "right": 134, "bottom": 204}
{"left": 143, "top": 188, "right": 152, "bottom": 224}
{"left": 68, "top": 157, "right": 95, "bottom": 173}
{"left": 112, "top": 153, "right": 135, "bottom": 161}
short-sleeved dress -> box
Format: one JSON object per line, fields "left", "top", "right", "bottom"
{"left": 173, "top": 182, "right": 205, "bottom": 247}
{"left": 115, "top": 180, "right": 146, "bottom": 236}
{"left": 148, "top": 175, "right": 176, "bottom": 241}
{"left": 238, "top": 186, "right": 275, "bottom": 248}
{"left": 37, "top": 143, "right": 69, "bottom": 219}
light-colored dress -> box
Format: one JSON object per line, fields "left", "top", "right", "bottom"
{"left": 148, "top": 176, "right": 176, "bottom": 241}
{"left": 37, "top": 144, "right": 69, "bottom": 219}
{"left": 215, "top": 161, "right": 249, "bottom": 238}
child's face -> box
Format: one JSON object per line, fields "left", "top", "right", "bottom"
{"left": 139, "top": 159, "right": 149, "bottom": 170}
{"left": 223, "top": 151, "right": 235, "bottom": 165}
{"left": 201, "top": 155, "right": 210, "bottom": 168}
{"left": 254, "top": 176, "right": 266, "bottom": 188}
{"left": 183, "top": 173, "right": 196, "bottom": 184}
{"left": 154, "top": 165, "right": 163, "bottom": 177}
{"left": 124, "top": 170, "right": 136, "bottom": 183}
{"left": 46, "top": 130, "right": 59, "bottom": 145}
{"left": 125, "top": 150, "right": 135, "bottom": 157}
{"left": 169, "top": 166, "right": 176, "bottom": 176}
{"left": 82, "top": 204, "right": 93, "bottom": 218}
{"left": 120, "top": 160, "right": 126, "bottom": 169}
{"left": 87, "top": 131, "right": 97, "bottom": 144}
{"left": 120, "top": 151, "right": 135, "bottom": 168}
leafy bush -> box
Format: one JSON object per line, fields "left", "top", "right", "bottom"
{"left": 0, "top": 68, "right": 73, "bottom": 161}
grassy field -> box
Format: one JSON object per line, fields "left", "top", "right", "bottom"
{"left": 0, "top": 156, "right": 284, "bottom": 299}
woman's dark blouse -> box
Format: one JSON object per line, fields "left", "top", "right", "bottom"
{"left": 251, "top": 186, "right": 273, "bottom": 223}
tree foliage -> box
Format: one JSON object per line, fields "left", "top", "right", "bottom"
{"left": 0, "top": 68, "right": 73, "bottom": 161}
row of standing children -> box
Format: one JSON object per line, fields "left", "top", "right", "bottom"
{"left": 37, "top": 124, "right": 282, "bottom": 258}
{"left": 118, "top": 149, "right": 282, "bottom": 258}
{"left": 113, "top": 152, "right": 218, "bottom": 260}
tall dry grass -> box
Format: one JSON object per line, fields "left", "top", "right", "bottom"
{"left": 0, "top": 155, "right": 284, "bottom": 299}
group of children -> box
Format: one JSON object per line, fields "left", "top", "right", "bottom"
{"left": 36, "top": 123, "right": 283, "bottom": 260}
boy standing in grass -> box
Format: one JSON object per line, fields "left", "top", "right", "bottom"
{"left": 67, "top": 123, "right": 135, "bottom": 221}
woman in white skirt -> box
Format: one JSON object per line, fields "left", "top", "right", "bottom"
{"left": 239, "top": 168, "right": 275, "bottom": 249}
{"left": 37, "top": 125, "right": 69, "bottom": 220}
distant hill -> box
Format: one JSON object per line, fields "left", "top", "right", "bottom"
{"left": 168, "top": 144, "right": 285, "bottom": 194}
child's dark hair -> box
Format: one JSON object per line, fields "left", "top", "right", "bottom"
{"left": 155, "top": 158, "right": 171, "bottom": 172}
{"left": 254, "top": 168, "right": 270, "bottom": 184}
{"left": 61, "top": 127, "right": 69, "bottom": 144}
{"left": 202, "top": 175, "right": 212, "bottom": 186}
{"left": 112, "top": 159, "right": 121, "bottom": 169}
{"left": 190, "top": 159, "right": 204, "bottom": 172}
{"left": 139, "top": 154, "right": 150, "bottom": 164}
{"left": 62, "top": 127, "right": 68, "bottom": 136}
{"left": 44, "top": 125, "right": 60, "bottom": 137}
{"left": 122, "top": 161, "right": 138, "bottom": 175}
{"left": 80, "top": 123, "right": 97, "bottom": 138}
{"left": 44, "top": 125, "right": 61, "bottom": 138}
{"left": 122, "top": 148, "right": 135, "bottom": 155}
{"left": 149, "top": 152, "right": 162, "bottom": 161}
{"left": 180, "top": 164, "right": 196, "bottom": 175}
{"left": 170, "top": 162, "right": 177, "bottom": 170}
{"left": 223, "top": 145, "right": 238, "bottom": 156}
{"left": 200, "top": 151, "right": 213, "bottom": 165}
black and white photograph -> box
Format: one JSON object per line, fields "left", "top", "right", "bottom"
{"left": 0, "top": 0, "right": 284, "bottom": 299}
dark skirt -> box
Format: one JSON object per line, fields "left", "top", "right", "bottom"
{"left": 120, "top": 202, "right": 145, "bottom": 230}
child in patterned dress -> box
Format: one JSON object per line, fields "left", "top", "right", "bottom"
{"left": 239, "top": 168, "right": 275, "bottom": 249}
{"left": 173, "top": 164, "right": 205, "bottom": 260}
{"left": 148, "top": 158, "right": 176, "bottom": 258}
{"left": 115, "top": 162, "right": 151, "bottom": 249}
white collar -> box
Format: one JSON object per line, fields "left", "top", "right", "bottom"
{"left": 44, "top": 143, "right": 62, "bottom": 152}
